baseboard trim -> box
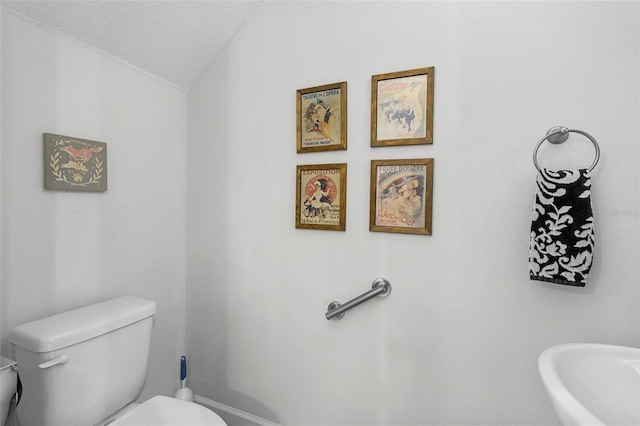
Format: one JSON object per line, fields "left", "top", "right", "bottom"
{"left": 194, "top": 394, "right": 280, "bottom": 426}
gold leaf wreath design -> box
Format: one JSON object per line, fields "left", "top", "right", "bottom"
{"left": 49, "top": 150, "right": 103, "bottom": 187}
{"left": 49, "top": 152, "right": 64, "bottom": 181}
{"left": 89, "top": 157, "right": 103, "bottom": 184}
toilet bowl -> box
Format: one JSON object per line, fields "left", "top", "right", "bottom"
{"left": 0, "top": 356, "right": 18, "bottom": 426}
{"left": 9, "top": 296, "right": 227, "bottom": 426}
{"left": 107, "top": 395, "right": 226, "bottom": 426}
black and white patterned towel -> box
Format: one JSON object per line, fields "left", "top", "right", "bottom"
{"left": 529, "top": 169, "right": 595, "bottom": 287}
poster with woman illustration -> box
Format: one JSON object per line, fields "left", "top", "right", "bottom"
{"left": 296, "top": 163, "right": 347, "bottom": 231}
{"left": 370, "top": 158, "right": 433, "bottom": 235}
{"left": 296, "top": 82, "right": 347, "bottom": 153}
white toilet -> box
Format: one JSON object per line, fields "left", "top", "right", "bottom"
{"left": 0, "top": 356, "right": 18, "bottom": 425}
{"left": 8, "top": 296, "right": 226, "bottom": 426}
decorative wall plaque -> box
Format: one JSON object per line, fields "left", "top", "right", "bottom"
{"left": 44, "top": 133, "right": 107, "bottom": 191}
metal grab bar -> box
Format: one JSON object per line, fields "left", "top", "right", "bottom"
{"left": 326, "top": 277, "right": 391, "bottom": 320}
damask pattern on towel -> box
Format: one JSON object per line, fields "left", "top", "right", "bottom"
{"left": 529, "top": 169, "right": 594, "bottom": 287}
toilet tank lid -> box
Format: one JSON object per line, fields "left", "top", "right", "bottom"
{"left": 9, "top": 296, "right": 157, "bottom": 353}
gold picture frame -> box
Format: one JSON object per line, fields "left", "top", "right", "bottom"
{"left": 296, "top": 163, "right": 347, "bottom": 231}
{"left": 43, "top": 132, "right": 107, "bottom": 191}
{"left": 371, "top": 67, "right": 434, "bottom": 147}
{"left": 296, "top": 82, "right": 347, "bottom": 153}
{"left": 370, "top": 158, "right": 433, "bottom": 235}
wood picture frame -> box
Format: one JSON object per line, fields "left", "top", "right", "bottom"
{"left": 371, "top": 67, "right": 434, "bottom": 147}
{"left": 370, "top": 158, "right": 433, "bottom": 235}
{"left": 296, "top": 82, "right": 347, "bottom": 153}
{"left": 43, "top": 132, "right": 107, "bottom": 191}
{"left": 296, "top": 163, "right": 347, "bottom": 231}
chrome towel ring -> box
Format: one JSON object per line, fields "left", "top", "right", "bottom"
{"left": 533, "top": 126, "right": 601, "bottom": 172}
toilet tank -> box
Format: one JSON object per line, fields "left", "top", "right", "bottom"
{"left": 9, "top": 296, "right": 157, "bottom": 426}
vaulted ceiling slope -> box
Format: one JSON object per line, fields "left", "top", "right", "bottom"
{"left": 1, "top": 0, "right": 263, "bottom": 91}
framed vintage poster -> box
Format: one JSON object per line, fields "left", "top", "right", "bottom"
{"left": 371, "top": 67, "right": 434, "bottom": 147}
{"left": 43, "top": 133, "right": 107, "bottom": 191}
{"left": 296, "top": 163, "right": 347, "bottom": 231}
{"left": 370, "top": 158, "right": 433, "bottom": 235}
{"left": 296, "top": 81, "right": 347, "bottom": 153}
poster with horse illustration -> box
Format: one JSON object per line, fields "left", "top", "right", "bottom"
{"left": 44, "top": 133, "right": 107, "bottom": 191}
{"left": 296, "top": 81, "right": 347, "bottom": 153}
{"left": 371, "top": 67, "right": 434, "bottom": 147}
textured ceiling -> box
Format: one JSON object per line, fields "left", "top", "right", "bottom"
{"left": 1, "top": 0, "right": 262, "bottom": 90}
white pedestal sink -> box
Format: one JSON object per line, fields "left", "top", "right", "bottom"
{"left": 538, "top": 343, "right": 640, "bottom": 426}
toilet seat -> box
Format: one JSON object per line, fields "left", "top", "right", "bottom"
{"left": 109, "top": 395, "right": 227, "bottom": 425}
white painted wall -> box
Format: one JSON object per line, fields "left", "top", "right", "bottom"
{"left": 1, "top": 2, "right": 638, "bottom": 425}
{"left": 187, "top": 1, "right": 639, "bottom": 425}
{"left": 0, "top": 12, "right": 188, "bottom": 400}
